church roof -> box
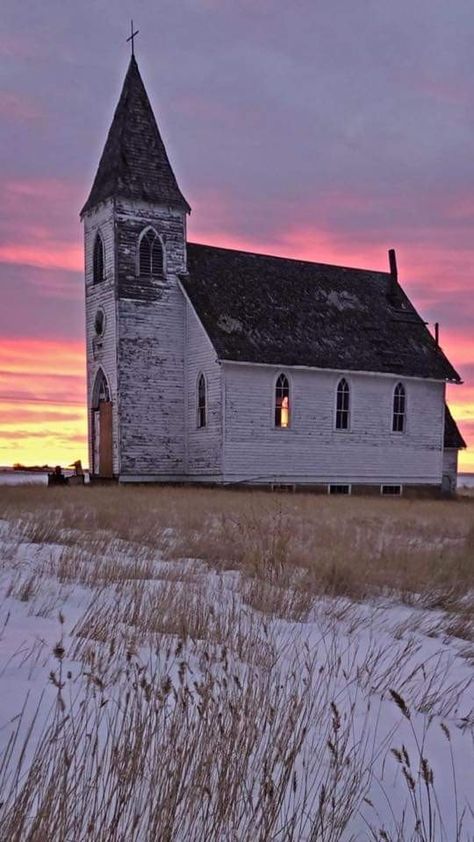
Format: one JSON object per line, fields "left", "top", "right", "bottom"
{"left": 180, "top": 243, "right": 461, "bottom": 383}
{"left": 81, "top": 56, "right": 190, "bottom": 215}
{"left": 444, "top": 404, "right": 466, "bottom": 449}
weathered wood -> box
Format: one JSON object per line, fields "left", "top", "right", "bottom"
{"left": 81, "top": 55, "right": 464, "bottom": 492}
{"left": 99, "top": 401, "right": 113, "bottom": 477}
{"left": 221, "top": 363, "right": 446, "bottom": 486}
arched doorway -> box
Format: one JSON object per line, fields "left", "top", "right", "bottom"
{"left": 91, "top": 369, "right": 113, "bottom": 477}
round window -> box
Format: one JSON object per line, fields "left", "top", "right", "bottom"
{"left": 94, "top": 309, "right": 105, "bottom": 337}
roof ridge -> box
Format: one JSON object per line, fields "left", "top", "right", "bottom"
{"left": 182, "top": 244, "right": 461, "bottom": 383}
{"left": 187, "top": 241, "right": 390, "bottom": 276}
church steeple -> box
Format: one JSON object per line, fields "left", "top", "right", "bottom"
{"left": 81, "top": 56, "right": 190, "bottom": 215}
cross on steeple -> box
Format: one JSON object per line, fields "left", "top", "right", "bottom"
{"left": 126, "top": 20, "right": 139, "bottom": 56}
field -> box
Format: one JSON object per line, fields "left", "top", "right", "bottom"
{"left": 0, "top": 485, "right": 472, "bottom": 841}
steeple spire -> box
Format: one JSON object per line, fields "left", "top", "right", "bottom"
{"left": 81, "top": 56, "right": 190, "bottom": 216}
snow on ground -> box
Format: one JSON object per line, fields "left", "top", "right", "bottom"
{"left": 0, "top": 471, "right": 48, "bottom": 485}
{"left": 0, "top": 516, "right": 472, "bottom": 840}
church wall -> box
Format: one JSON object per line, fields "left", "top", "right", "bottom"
{"left": 184, "top": 302, "right": 223, "bottom": 476}
{"left": 442, "top": 449, "right": 458, "bottom": 494}
{"left": 115, "top": 200, "right": 187, "bottom": 476}
{"left": 221, "top": 363, "right": 445, "bottom": 485}
{"left": 83, "top": 200, "right": 119, "bottom": 474}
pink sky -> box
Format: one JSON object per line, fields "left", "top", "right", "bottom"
{"left": 0, "top": 2, "right": 472, "bottom": 468}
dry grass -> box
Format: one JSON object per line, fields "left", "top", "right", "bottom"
{"left": 1, "top": 484, "right": 473, "bottom": 617}
{"left": 0, "top": 630, "right": 379, "bottom": 841}
{"left": 0, "top": 485, "right": 472, "bottom": 840}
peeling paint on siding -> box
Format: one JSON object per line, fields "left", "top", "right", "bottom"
{"left": 222, "top": 363, "right": 446, "bottom": 485}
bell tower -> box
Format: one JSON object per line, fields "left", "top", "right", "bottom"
{"left": 81, "top": 55, "right": 191, "bottom": 479}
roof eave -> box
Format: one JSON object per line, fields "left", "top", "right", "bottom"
{"left": 81, "top": 191, "right": 190, "bottom": 219}
{"left": 217, "top": 357, "right": 459, "bottom": 383}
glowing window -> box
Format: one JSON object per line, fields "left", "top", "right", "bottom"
{"left": 275, "top": 374, "right": 290, "bottom": 428}
{"left": 336, "top": 378, "right": 350, "bottom": 430}
{"left": 392, "top": 383, "right": 406, "bottom": 432}
{"left": 93, "top": 232, "right": 104, "bottom": 283}
{"left": 139, "top": 229, "right": 164, "bottom": 277}
{"left": 197, "top": 373, "right": 206, "bottom": 428}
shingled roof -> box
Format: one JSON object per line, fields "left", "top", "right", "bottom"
{"left": 81, "top": 56, "right": 190, "bottom": 215}
{"left": 444, "top": 405, "right": 466, "bottom": 449}
{"left": 180, "top": 243, "right": 461, "bottom": 382}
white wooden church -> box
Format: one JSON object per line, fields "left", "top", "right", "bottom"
{"left": 82, "top": 55, "right": 465, "bottom": 495}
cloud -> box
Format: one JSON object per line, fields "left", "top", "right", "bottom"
{"left": 0, "top": 91, "right": 41, "bottom": 121}
{"left": 0, "top": 243, "right": 82, "bottom": 272}
{"left": 0, "top": 337, "right": 87, "bottom": 466}
{"left": 0, "top": 177, "right": 83, "bottom": 272}
{"left": 1, "top": 0, "right": 473, "bottom": 468}
{"left": 0, "top": 406, "right": 83, "bottom": 423}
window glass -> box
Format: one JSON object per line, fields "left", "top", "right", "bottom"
{"left": 93, "top": 233, "right": 104, "bottom": 283}
{"left": 197, "top": 374, "right": 206, "bottom": 428}
{"left": 336, "top": 379, "right": 350, "bottom": 429}
{"left": 392, "top": 383, "right": 406, "bottom": 432}
{"left": 275, "top": 374, "right": 290, "bottom": 427}
{"left": 139, "top": 229, "right": 164, "bottom": 276}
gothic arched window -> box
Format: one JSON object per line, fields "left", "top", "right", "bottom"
{"left": 139, "top": 228, "right": 164, "bottom": 277}
{"left": 93, "top": 232, "right": 105, "bottom": 283}
{"left": 91, "top": 368, "right": 110, "bottom": 409}
{"left": 335, "top": 378, "right": 350, "bottom": 430}
{"left": 197, "top": 373, "right": 206, "bottom": 428}
{"left": 392, "top": 383, "right": 406, "bottom": 432}
{"left": 275, "top": 373, "right": 290, "bottom": 428}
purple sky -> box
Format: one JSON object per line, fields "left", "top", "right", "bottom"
{"left": 1, "top": 0, "right": 473, "bottom": 466}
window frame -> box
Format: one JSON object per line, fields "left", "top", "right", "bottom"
{"left": 334, "top": 377, "right": 351, "bottom": 431}
{"left": 328, "top": 484, "right": 351, "bottom": 495}
{"left": 274, "top": 372, "right": 291, "bottom": 429}
{"left": 196, "top": 372, "right": 207, "bottom": 429}
{"left": 93, "top": 231, "right": 105, "bottom": 284}
{"left": 137, "top": 226, "right": 165, "bottom": 278}
{"left": 392, "top": 382, "right": 406, "bottom": 434}
{"left": 381, "top": 484, "right": 402, "bottom": 496}
{"left": 91, "top": 367, "right": 110, "bottom": 409}
{"left": 94, "top": 307, "right": 106, "bottom": 338}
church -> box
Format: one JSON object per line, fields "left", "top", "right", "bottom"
{"left": 81, "top": 54, "right": 465, "bottom": 495}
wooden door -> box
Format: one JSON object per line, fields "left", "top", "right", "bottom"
{"left": 93, "top": 411, "right": 100, "bottom": 476}
{"left": 98, "top": 400, "right": 113, "bottom": 477}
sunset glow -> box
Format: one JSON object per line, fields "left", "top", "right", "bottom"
{"left": 0, "top": 340, "right": 87, "bottom": 468}
{"left": 1, "top": 3, "right": 472, "bottom": 471}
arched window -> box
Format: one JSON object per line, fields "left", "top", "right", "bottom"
{"left": 91, "top": 368, "right": 110, "bottom": 409}
{"left": 93, "top": 232, "right": 104, "bottom": 283}
{"left": 392, "top": 383, "right": 406, "bottom": 432}
{"left": 336, "top": 378, "right": 350, "bottom": 430}
{"left": 275, "top": 373, "right": 290, "bottom": 428}
{"left": 197, "top": 373, "right": 206, "bottom": 428}
{"left": 139, "top": 228, "right": 164, "bottom": 277}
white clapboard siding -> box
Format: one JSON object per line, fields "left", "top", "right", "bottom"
{"left": 84, "top": 201, "right": 119, "bottom": 473}
{"left": 184, "top": 302, "right": 223, "bottom": 476}
{"left": 118, "top": 287, "right": 186, "bottom": 475}
{"left": 115, "top": 200, "right": 187, "bottom": 477}
{"left": 222, "top": 363, "right": 445, "bottom": 484}
{"left": 442, "top": 449, "right": 458, "bottom": 492}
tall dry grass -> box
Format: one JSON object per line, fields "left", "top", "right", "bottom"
{"left": 1, "top": 484, "right": 472, "bottom": 619}
{"left": 0, "top": 485, "right": 472, "bottom": 840}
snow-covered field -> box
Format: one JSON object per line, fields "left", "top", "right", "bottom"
{"left": 0, "top": 471, "right": 49, "bottom": 485}
{"left": 459, "top": 474, "right": 474, "bottom": 493}
{"left": 0, "top": 487, "right": 472, "bottom": 840}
